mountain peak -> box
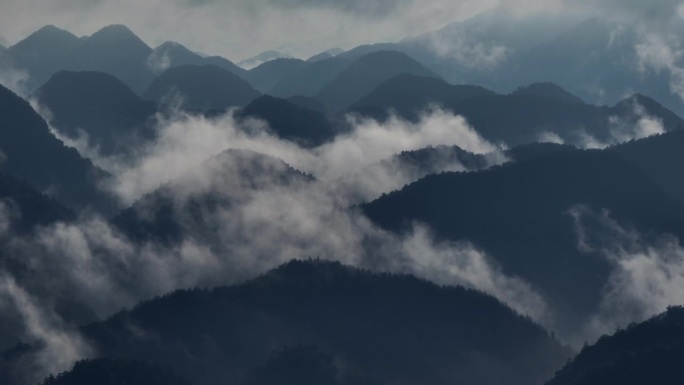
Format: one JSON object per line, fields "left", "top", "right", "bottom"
{"left": 155, "top": 41, "right": 185, "bottom": 50}
{"left": 34, "top": 24, "right": 71, "bottom": 35}
{"left": 238, "top": 50, "right": 293, "bottom": 69}
{"left": 94, "top": 24, "right": 135, "bottom": 35}
{"left": 10, "top": 24, "right": 78, "bottom": 49}
{"left": 87, "top": 24, "right": 149, "bottom": 48}
{"left": 511, "top": 82, "right": 585, "bottom": 105}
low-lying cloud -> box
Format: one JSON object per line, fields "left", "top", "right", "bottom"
{"left": 0, "top": 106, "right": 533, "bottom": 384}
{"left": 538, "top": 99, "right": 666, "bottom": 149}
{"left": 569, "top": 205, "right": 684, "bottom": 343}
{"left": 52, "top": 106, "right": 502, "bottom": 205}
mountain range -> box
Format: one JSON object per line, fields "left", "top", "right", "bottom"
{"left": 2, "top": 13, "right": 684, "bottom": 385}
{"left": 77, "top": 260, "right": 571, "bottom": 385}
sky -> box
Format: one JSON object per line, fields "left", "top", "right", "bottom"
{"left": 2, "top": 0, "right": 681, "bottom": 61}
{"left": 2, "top": 1, "right": 684, "bottom": 381}
{"left": 0, "top": 0, "right": 498, "bottom": 61}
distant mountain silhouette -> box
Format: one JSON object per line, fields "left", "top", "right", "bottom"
{"left": 351, "top": 75, "right": 683, "bottom": 147}
{"left": 199, "top": 55, "right": 246, "bottom": 77}
{"left": 349, "top": 73, "right": 494, "bottom": 120}
{"left": 268, "top": 57, "right": 351, "bottom": 98}
{"left": 40, "top": 358, "right": 190, "bottom": 385}
{"left": 510, "top": 82, "right": 585, "bottom": 105}
{"left": 546, "top": 307, "right": 684, "bottom": 385}
{"left": 316, "top": 51, "right": 440, "bottom": 110}
{"left": 334, "top": 12, "right": 684, "bottom": 115}
{"left": 143, "top": 64, "right": 260, "bottom": 110}
{"left": 113, "top": 149, "right": 313, "bottom": 244}
{"left": 362, "top": 149, "right": 684, "bottom": 337}
{"left": 81, "top": 260, "right": 572, "bottom": 385}
{"left": 67, "top": 25, "right": 153, "bottom": 94}
{"left": 147, "top": 42, "right": 246, "bottom": 78}
{"left": 306, "top": 52, "right": 333, "bottom": 62}
{"left": 333, "top": 145, "right": 494, "bottom": 204}
{"left": 336, "top": 43, "right": 398, "bottom": 60}
{"left": 238, "top": 50, "right": 293, "bottom": 70}
{"left": 147, "top": 41, "right": 206, "bottom": 72}
{"left": 306, "top": 48, "right": 344, "bottom": 63}
{"left": 6, "top": 25, "right": 81, "bottom": 89}
{"left": 0, "top": 172, "right": 74, "bottom": 233}
{"left": 397, "top": 7, "right": 582, "bottom": 87}
{"left": 5, "top": 25, "right": 249, "bottom": 96}
{"left": 243, "top": 58, "right": 308, "bottom": 92}
{"left": 507, "top": 17, "right": 684, "bottom": 115}
{"left": 237, "top": 95, "right": 338, "bottom": 147}
{"left": 0, "top": 84, "right": 114, "bottom": 213}
{"left": 34, "top": 71, "right": 157, "bottom": 156}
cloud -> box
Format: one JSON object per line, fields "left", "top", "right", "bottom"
{"left": 0, "top": 275, "right": 92, "bottom": 385}
{"left": 0, "top": 107, "right": 539, "bottom": 383}
{"left": 0, "top": 56, "right": 29, "bottom": 98}
{"left": 0, "top": 180, "right": 547, "bottom": 383}
{"left": 569, "top": 205, "right": 684, "bottom": 343}
{"left": 635, "top": 33, "right": 684, "bottom": 103}
{"left": 59, "top": 106, "right": 502, "bottom": 205}
{"left": 569, "top": 0, "right": 684, "bottom": 23}
{"left": 424, "top": 32, "right": 510, "bottom": 69}
{"left": 537, "top": 99, "right": 666, "bottom": 149}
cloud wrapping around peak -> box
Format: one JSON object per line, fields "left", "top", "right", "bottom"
{"left": 569, "top": 205, "right": 684, "bottom": 344}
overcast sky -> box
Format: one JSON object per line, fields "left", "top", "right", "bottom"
{"left": 0, "top": 0, "right": 498, "bottom": 61}
{"left": 0, "top": 1, "right": 681, "bottom": 61}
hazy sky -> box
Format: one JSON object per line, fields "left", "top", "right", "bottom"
{"left": 1, "top": 0, "right": 680, "bottom": 61}
{"left": 0, "top": 0, "right": 498, "bottom": 61}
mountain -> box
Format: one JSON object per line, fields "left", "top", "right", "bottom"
{"left": 336, "top": 43, "right": 398, "bottom": 60}
{"left": 447, "top": 92, "right": 682, "bottom": 147}
{"left": 362, "top": 149, "right": 684, "bottom": 338}
{"left": 6, "top": 25, "right": 81, "bottom": 89}
{"left": 286, "top": 95, "right": 327, "bottom": 113}
{"left": 398, "top": 7, "right": 584, "bottom": 87}
{"left": 333, "top": 145, "right": 495, "bottom": 204}
{"left": 0, "top": 172, "right": 75, "bottom": 233}
{"left": 349, "top": 73, "right": 494, "bottom": 121}
{"left": 67, "top": 25, "right": 153, "bottom": 94}
{"left": 80, "top": 260, "right": 572, "bottom": 385}
{"left": 504, "top": 142, "right": 577, "bottom": 163}
{"left": 307, "top": 48, "right": 344, "bottom": 62}
{"left": 34, "top": 71, "right": 157, "bottom": 156}
{"left": 0, "top": 84, "right": 113, "bottom": 213}
{"left": 316, "top": 51, "right": 440, "bottom": 110}
{"left": 113, "top": 149, "right": 313, "bottom": 244}
{"left": 143, "top": 64, "right": 260, "bottom": 110}
{"left": 243, "top": 58, "right": 308, "bottom": 92}
{"left": 352, "top": 75, "right": 683, "bottom": 147}
{"left": 39, "top": 358, "right": 190, "bottom": 385}
{"left": 510, "top": 82, "right": 585, "bottom": 105}
{"left": 199, "top": 55, "right": 246, "bottom": 77}
{"left": 146, "top": 41, "right": 206, "bottom": 73}
{"left": 147, "top": 42, "right": 246, "bottom": 78}
{"left": 508, "top": 17, "right": 684, "bottom": 115}
{"left": 611, "top": 129, "right": 684, "bottom": 204}
{"left": 546, "top": 307, "right": 684, "bottom": 385}
{"left": 306, "top": 52, "right": 332, "bottom": 62}
{"left": 268, "top": 57, "right": 351, "bottom": 98}
{"left": 238, "top": 50, "right": 293, "bottom": 70}
{"left": 237, "top": 95, "right": 338, "bottom": 147}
